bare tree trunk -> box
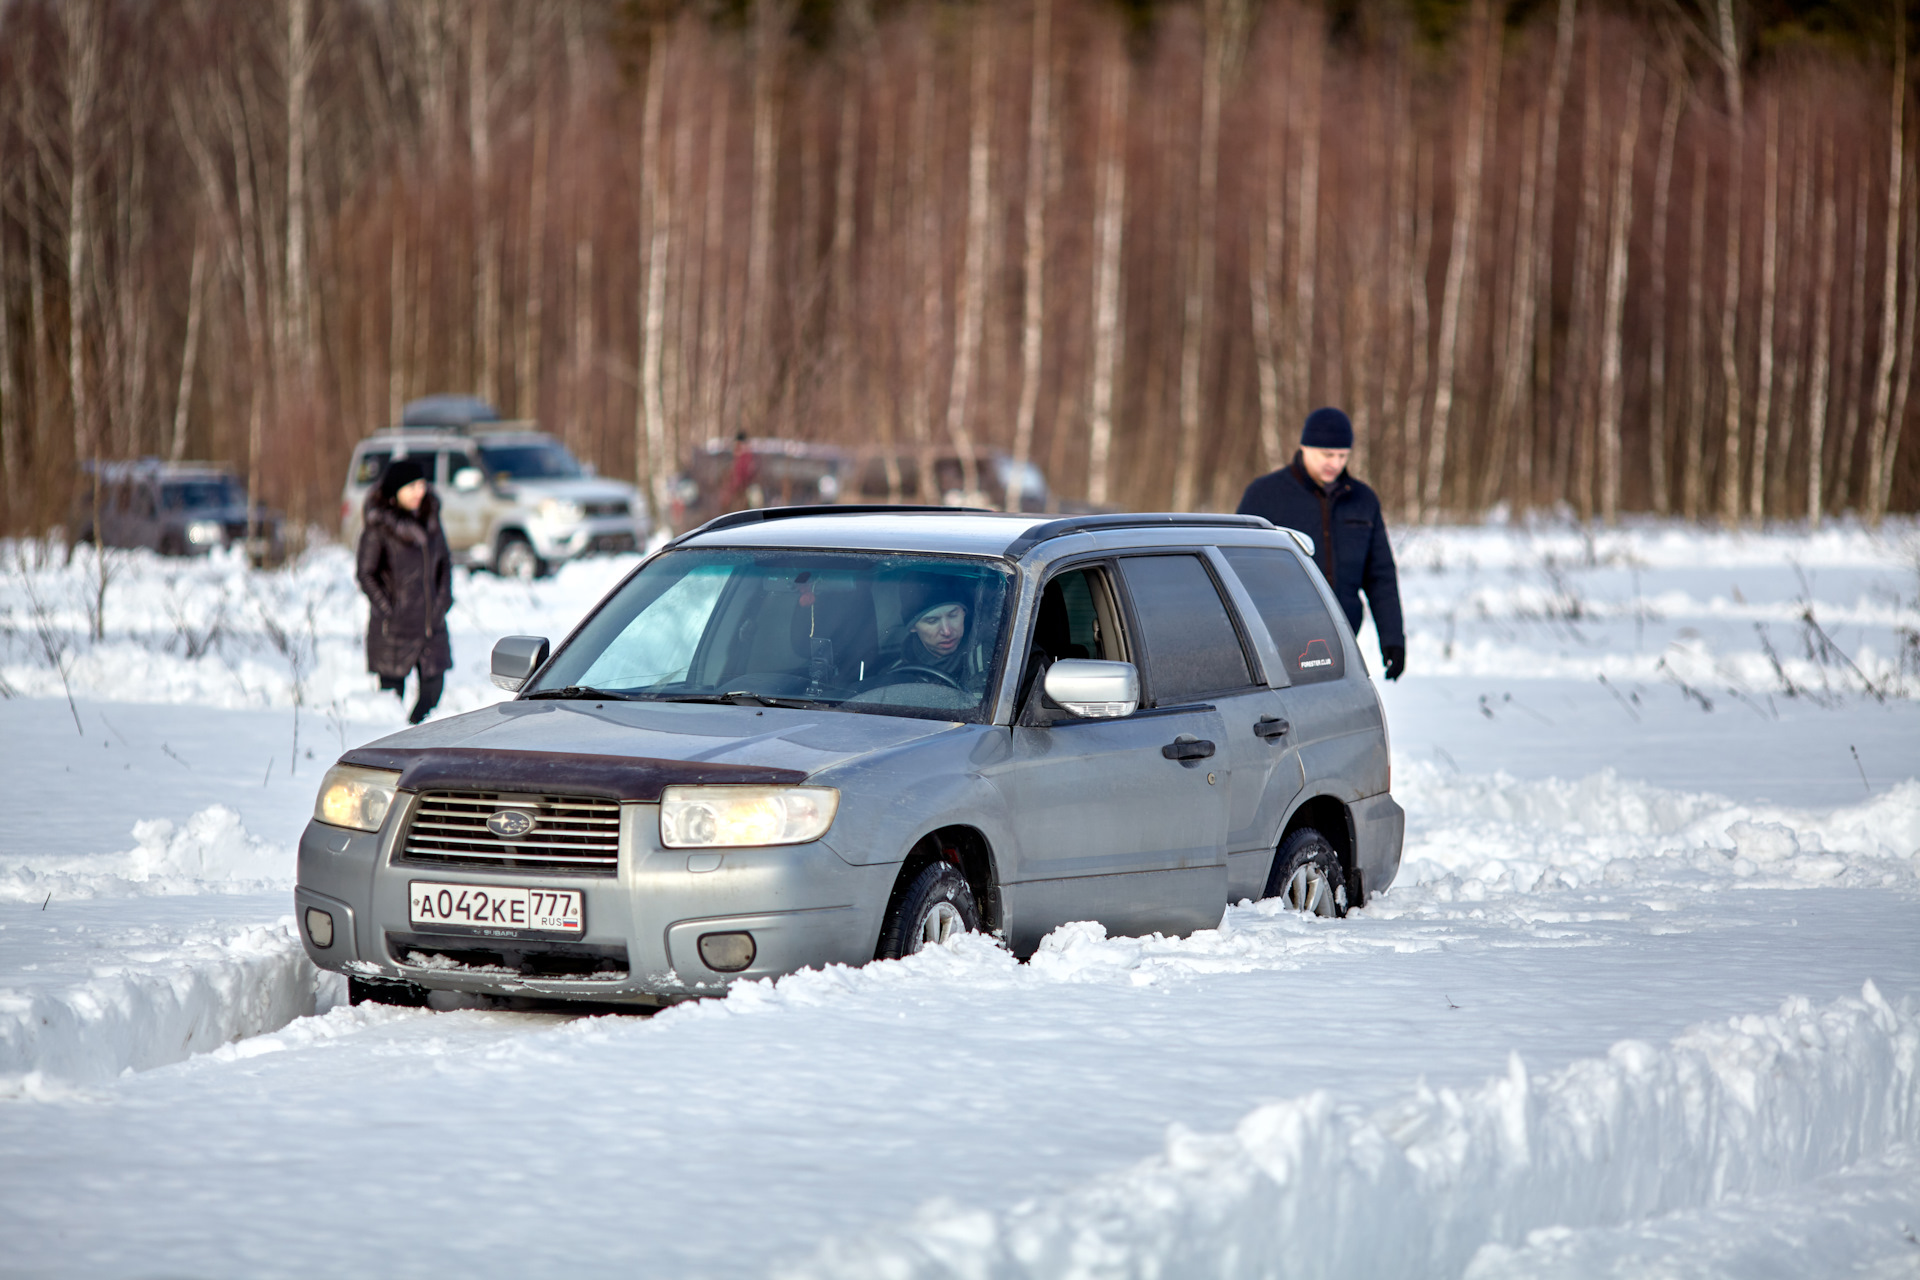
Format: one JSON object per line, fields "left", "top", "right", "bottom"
{"left": 1884, "top": 154, "right": 1919, "bottom": 520}
{"left": 1597, "top": 53, "right": 1644, "bottom": 525}
{"left": 520, "top": 75, "right": 551, "bottom": 417}
{"left": 573, "top": 237, "right": 594, "bottom": 448}
{"left": 1173, "top": 0, "right": 1243, "bottom": 511}
{"left": 1423, "top": 0, "right": 1496, "bottom": 520}
{"left": 1834, "top": 161, "right": 1871, "bottom": 511}
{"left": 945, "top": 21, "right": 993, "bottom": 503}
{"left": 638, "top": 34, "right": 672, "bottom": 524}
{"left": 1402, "top": 142, "right": 1434, "bottom": 518}
{"left": 698, "top": 79, "right": 731, "bottom": 444}
{"left": 1009, "top": 0, "right": 1052, "bottom": 511}
{"left": 743, "top": 0, "right": 786, "bottom": 427}
{"left": 907, "top": 37, "right": 941, "bottom": 503}
{"left": 470, "top": 1, "right": 502, "bottom": 407}
{"left": 1684, "top": 144, "right": 1709, "bottom": 519}
{"left": 1482, "top": 103, "right": 1539, "bottom": 510}
{"left": 1529, "top": 0, "right": 1579, "bottom": 511}
{"left": 63, "top": 0, "right": 103, "bottom": 471}
{"left": 1748, "top": 96, "right": 1779, "bottom": 520}
{"left": 1806, "top": 138, "right": 1837, "bottom": 527}
{"left": 1645, "top": 52, "right": 1686, "bottom": 514}
{"left": 1769, "top": 110, "right": 1811, "bottom": 518}
{"left": 1713, "top": 0, "right": 1745, "bottom": 526}
{"left": 0, "top": 146, "right": 17, "bottom": 523}
{"left": 285, "top": 0, "right": 314, "bottom": 398}
{"left": 1382, "top": 55, "right": 1413, "bottom": 509}
{"left": 1288, "top": 16, "right": 1323, "bottom": 434}
{"left": 1086, "top": 50, "right": 1128, "bottom": 510}
{"left": 1565, "top": 28, "right": 1604, "bottom": 516}
{"left": 1250, "top": 202, "right": 1283, "bottom": 473}
{"left": 1865, "top": 15, "right": 1907, "bottom": 524}
{"left": 388, "top": 215, "right": 407, "bottom": 422}
{"left": 171, "top": 230, "right": 209, "bottom": 461}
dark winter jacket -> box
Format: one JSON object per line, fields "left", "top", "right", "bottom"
{"left": 1236, "top": 453, "right": 1404, "bottom": 650}
{"left": 357, "top": 488, "right": 454, "bottom": 679}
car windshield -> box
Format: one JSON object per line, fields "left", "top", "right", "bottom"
{"left": 161, "top": 478, "right": 242, "bottom": 509}
{"left": 529, "top": 549, "right": 1015, "bottom": 722}
{"left": 479, "top": 441, "right": 582, "bottom": 479}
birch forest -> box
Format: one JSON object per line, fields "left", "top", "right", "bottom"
{"left": 0, "top": 0, "right": 1915, "bottom": 535}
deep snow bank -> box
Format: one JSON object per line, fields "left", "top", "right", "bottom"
{"left": 786, "top": 985, "right": 1920, "bottom": 1280}
{"left": 0, "top": 804, "right": 294, "bottom": 902}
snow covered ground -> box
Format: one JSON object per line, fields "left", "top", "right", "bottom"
{"left": 1, "top": 520, "right": 1917, "bottom": 1278}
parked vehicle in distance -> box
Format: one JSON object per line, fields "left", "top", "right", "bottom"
{"left": 297, "top": 505, "right": 1403, "bottom": 1009}
{"left": 670, "top": 437, "right": 850, "bottom": 532}
{"left": 70, "top": 459, "right": 285, "bottom": 565}
{"left": 851, "top": 447, "right": 1052, "bottom": 513}
{"left": 341, "top": 395, "right": 649, "bottom": 579}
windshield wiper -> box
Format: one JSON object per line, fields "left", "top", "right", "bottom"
{"left": 647, "top": 690, "right": 836, "bottom": 710}
{"left": 523, "top": 685, "right": 634, "bottom": 701}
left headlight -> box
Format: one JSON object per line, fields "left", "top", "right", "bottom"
{"left": 538, "top": 497, "right": 584, "bottom": 525}
{"left": 185, "top": 519, "right": 224, "bottom": 546}
{"left": 660, "top": 785, "right": 839, "bottom": 848}
{"left": 314, "top": 763, "right": 402, "bottom": 831}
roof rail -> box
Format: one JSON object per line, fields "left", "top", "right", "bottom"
{"left": 1002, "top": 512, "right": 1273, "bottom": 558}
{"left": 667, "top": 503, "right": 999, "bottom": 547}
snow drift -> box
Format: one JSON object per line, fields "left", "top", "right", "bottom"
{"left": 787, "top": 984, "right": 1920, "bottom": 1280}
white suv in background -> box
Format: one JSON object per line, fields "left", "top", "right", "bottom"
{"left": 341, "top": 396, "right": 650, "bottom": 578}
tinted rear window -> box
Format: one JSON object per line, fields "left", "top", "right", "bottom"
{"left": 1221, "top": 546, "right": 1347, "bottom": 685}
{"left": 1117, "top": 554, "right": 1254, "bottom": 705}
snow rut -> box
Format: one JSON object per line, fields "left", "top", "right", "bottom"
{"left": 787, "top": 984, "right": 1920, "bottom": 1280}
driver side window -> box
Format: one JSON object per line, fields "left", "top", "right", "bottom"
{"left": 1033, "top": 566, "right": 1126, "bottom": 664}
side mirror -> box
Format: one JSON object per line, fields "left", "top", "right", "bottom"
{"left": 491, "top": 635, "right": 551, "bottom": 692}
{"left": 1042, "top": 659, "right": 1139, "bottom": 719}
{"left": 453, "top": 467, "right": 484, "bottom": 492}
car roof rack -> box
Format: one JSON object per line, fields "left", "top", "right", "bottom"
{"left": 668, "top": 504, "right": 1003, "bottom": 547}
{"left": 1002, "top": 512, "right": 1273, "bottom": 557}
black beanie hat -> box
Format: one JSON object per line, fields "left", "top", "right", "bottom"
{"left": 378, "top": 456, "right": 428, "bottom": 500}
{"left": 898, "top": 573, "right": 971, "bottom": 626}
{"left": 1300, "top": 407, "right": 1354, "bottom": 450}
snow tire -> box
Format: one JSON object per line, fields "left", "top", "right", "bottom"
{"left": 1264, "top": 826, "right": 1348, "bottom": 918}
{"left": 875, "top": 861, "right": 980, "bottom": 960}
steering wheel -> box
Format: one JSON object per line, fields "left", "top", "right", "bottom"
{"left": 878, "top": 664, "right": 967, "bottom": 691}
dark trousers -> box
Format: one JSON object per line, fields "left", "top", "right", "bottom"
{"left": 380, "top": 666, "right": 445, "bottom": 725}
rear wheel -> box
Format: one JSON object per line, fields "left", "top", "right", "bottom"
{"left": 348, "top": 975, "right": 432, "bottom": 1008}
{"left": 876, "top": 862, "right": 980, "bottom": 960}
{"left": 495, "top": 533, "right": 547, "bottom": 581}
{"left": 1264, "top": 827, "right": 1347, "bottom": 917}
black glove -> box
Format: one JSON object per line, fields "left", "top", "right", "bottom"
{"left": 1382, "top": 645, "right": 1405, "bottom": 681}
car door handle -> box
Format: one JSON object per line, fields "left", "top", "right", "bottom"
{"left": 1254, "top": 716, "right": 1291, "bottom": 741}
{"left": 1161, "top": 737, "right": 1216, "bottom": 761}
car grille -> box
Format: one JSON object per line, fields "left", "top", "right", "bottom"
{"left": 582, "top": 500, "right": 630, "bottom": 517}
{"left": 399, "top": 791, "right": 622, "bottom": 876}
{"left": 586, "top": 532, "right": 637, "bottom": 554}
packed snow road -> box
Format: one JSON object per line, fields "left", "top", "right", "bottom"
{"left": 2, "top": 522, "right": 1918, "bottom": 1278}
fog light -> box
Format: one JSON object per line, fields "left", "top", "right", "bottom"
{"left": 304, "top": 907, "right": 335, "bottom": 949}
{"left": 697, "top": 931, "right": 755, "bottom": 973}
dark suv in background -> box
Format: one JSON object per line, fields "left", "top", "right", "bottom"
{"left": 71, "top": 460, "right": 285, "bottom": 565}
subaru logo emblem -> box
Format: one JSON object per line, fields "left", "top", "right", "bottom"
{"left": 486, "top": 810, "right": 535, "bottom": 839}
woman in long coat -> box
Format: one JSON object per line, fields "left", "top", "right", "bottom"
{"left": 357, "top": 457, "right": 454, "bottom": 724}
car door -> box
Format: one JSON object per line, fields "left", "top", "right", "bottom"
{"left": 436, "top": 447, "right": 488, "bottom": 555}
{"left": 987, "top": 561, "right": 1229, "bottom": 950}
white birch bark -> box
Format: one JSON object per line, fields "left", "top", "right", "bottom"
{"left": 1748, "top": 97, "right": 1779, "bottom": 520}
{"left": 1684, "top": 145, "right": 1709, "bottom": 518}
{"left": 1713, "top": 0, "right": 1746, "bottom": 526}
{"left": 1086, "top": 51, "right": 1129, "bottom": 509}
{"left": 944, "top": 22, "right": 993, "bottom": 503}
{"left": 171, "top": 230, "right": 208, "bottom": 461}
{"left": 638, "top": 35, "right": 673, "bottom": 523}
{"left": 1646, "top": 54, "right": 1686, "bottom": 514}
{"left": 1009, "top": 0, "right": 1052, "bottom": 512}
{"left": 1597, "top": 53, "right": 1644, "bottom": 524}
{"left": 1865, "top": 19, "right": 1906, "bottom": 523}
{"left": 1806, "top": 140, "right": 1837, "bottom": 527}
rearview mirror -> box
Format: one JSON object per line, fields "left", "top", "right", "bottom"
{"left": 1043, "top": 659, "right": 1139, "bottom": 718}
{"left": 491, "top": 635, "right": 551, "bottom": 692}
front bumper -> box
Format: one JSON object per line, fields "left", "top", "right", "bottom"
{"left": 527, "top": 516, "right": 642, "bottom": 562}
{"left": 295, "top": 797, "right": 887, "bottom": 1004}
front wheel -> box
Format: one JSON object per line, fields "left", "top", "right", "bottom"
{"left": 1263, "top": 827, "right": 1347, "bottom": 917}
{"left": 348, "top": 975, "right": 432, "bottom": 1008}
{"left": 875, "top": 862, "right": 980, "bottom": 960}
{"left": 495, "top": 533, "right": 548, "bottom": 581}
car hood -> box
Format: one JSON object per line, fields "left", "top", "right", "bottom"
{"left": 343, "top": 699, "right": 965, "bottom": 786}
{"left": 503, "top": 476, "right": 640, "bottom": 504}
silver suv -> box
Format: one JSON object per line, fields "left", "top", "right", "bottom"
{"left": 341, "top": 396, "right": 648, "bottom": 578}
{"left": 296, "top": 507, "right": 1402, "bottom": 1007}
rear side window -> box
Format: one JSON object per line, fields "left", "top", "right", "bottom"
{"left": 1116, "top": 554, "right": 1254, "bottom": 705}
{"left": 1221, "top": 546, "right": 1347, "bottom": 685}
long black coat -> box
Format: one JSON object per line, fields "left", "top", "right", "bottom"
{"left": 357, "top": 488, "right": 454, "bottom": 679}
{"left": 1236, "top": 453, "right": 1404, "bottom": 651}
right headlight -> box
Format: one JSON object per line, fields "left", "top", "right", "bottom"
{"left": 314, "top": 763, "right": 401, "bottom": 832}
{"left": 660, "top": 786, "right": 839, "bottom": 848}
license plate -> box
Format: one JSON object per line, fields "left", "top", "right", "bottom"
{"left": 408, "top": 881, "right": 584, "bottom": 935}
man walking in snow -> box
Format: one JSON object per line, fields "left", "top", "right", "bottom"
{"left": 1236, "top": 407, "right": 1405, "bottom": 681}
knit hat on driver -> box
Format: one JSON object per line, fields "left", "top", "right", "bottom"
{"left": 898, "top": 574, "right": 970, "bottom": 626}
{"left": 1300, "top": 407, "right": 1354, "bottom": 450}
{"left": 378, "top": 456, "right": 428, "bottom": 500}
